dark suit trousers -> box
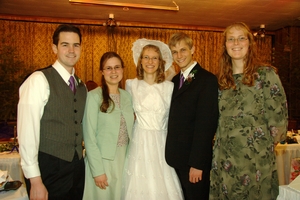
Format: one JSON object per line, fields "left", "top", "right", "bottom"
{"left": 175, "top": 166, "right": 210, "bottom": 200}
{"left": 25, "top": 151, "right": 85, "bottom": 200}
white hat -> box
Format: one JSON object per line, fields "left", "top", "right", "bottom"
{"left": 132, "top": 38, "right": 173, "bottom": 71}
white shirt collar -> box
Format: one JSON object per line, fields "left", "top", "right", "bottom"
{"left": 181, "top": 61, "right": 197, "bottom": 79}
{"left": 52, "top": 60, "right": 76, "bottom": 85}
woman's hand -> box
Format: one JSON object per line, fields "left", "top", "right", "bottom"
{"left": 94, "top": 174, "right": 109, "bottom": 189}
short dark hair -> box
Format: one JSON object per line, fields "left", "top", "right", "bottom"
{"left": 52, "top": 24, "right": 82, "bottom": 45}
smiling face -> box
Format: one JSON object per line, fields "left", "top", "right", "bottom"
{"left": 170, "top": 40, "right": 194, "bottom": 72}
{"left": 225, "top": 27, "right": 249, "bottom": 61}
{"left": 52, "top": 32, "right": 81, "bottom": 73}
{"left": 141, "top": 48, "right": 160, "bottom": 76}
{"left": 101, "top": 57, "right": 123, "bottom": 87}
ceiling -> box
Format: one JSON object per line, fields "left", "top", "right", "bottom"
{"left": 0, "top": 0, "right": 300, "bottom": 31}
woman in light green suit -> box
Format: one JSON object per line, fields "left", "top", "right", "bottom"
{"left": 82, "top": 52, "right": 134, "bottom": 200}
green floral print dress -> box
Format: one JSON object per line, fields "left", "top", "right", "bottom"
{"left": 209, "top": 67, "right": 288, "bottom": 200}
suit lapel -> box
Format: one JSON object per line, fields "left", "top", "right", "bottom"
{"left": 172, "top": 64, "right": 200, "bottom": 99}
{"left": 74, "top": 75, "right": 84, "bottom": 89}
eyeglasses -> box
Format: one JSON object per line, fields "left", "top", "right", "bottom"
{"left": 226, "top": 37, "right": 248, "bottom": 44}
{"left": 103, "top": 66, "right": 123, "bottom": 72}
{"left": 142, "top": 56, "right": 159, "bottom": 62}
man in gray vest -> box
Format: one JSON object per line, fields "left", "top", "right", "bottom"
{"left": 18, "top": 24, "right": 87, "bottom": 200}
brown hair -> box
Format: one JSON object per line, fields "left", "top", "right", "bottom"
{"left": 218, "top": 22, "right": 274, "bottom": 90}
{"left": 99, "top": 52, "right": 124, "bottom": 113}
{"left": 52, "top": 24, "right": 82, "bottom": 45}
{"left": 136, "top": 44, "right": 165, "bottom": 83}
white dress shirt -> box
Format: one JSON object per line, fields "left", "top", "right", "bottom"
{"left": 17, "top": 60, "right": 76, "bottom": 178}
{"left": 180, "top": 61, "right": 197, "bottom": 80}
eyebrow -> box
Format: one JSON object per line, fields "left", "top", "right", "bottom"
{"left": 60, "top": 42, "right": 80, "bottom": 45}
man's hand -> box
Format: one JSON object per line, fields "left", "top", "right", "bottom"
{"left": 30, "top": 176, "right": 48, "bottom": 200}
{"left": 189, "top": 167, "right": 203, "bottom": 183}
{"left": 94, "top": 174, "right": 109, "bottom": 189}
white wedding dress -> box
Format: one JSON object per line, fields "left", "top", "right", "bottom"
{"left": 122, "top": 78, "right": 183, "bottom": 200}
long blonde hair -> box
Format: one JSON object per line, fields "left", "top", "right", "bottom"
{"left": 218, "top": 22, "right": 274, "bottom": 90}
{"left": 136, "top": 44, "right": 165, "bottom": 83}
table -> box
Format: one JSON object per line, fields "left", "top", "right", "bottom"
{"left": 275, "top": 143, "right": 300, "bottom": 185}
{"left": 0, "top": 152, "right": 29, "bottom": 200}
{"left": 277, "top": 185, "right": 300, "bottom": 200}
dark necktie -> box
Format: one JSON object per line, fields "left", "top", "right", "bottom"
{"left": 179, "top": 73, "right": 184, "bottom": 89}
{"left": 69, "top": 76, "right": 76, "bottom": 94}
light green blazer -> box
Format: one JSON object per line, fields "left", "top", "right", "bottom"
{"left": 83, "top": 87, "right": 134, "bottom": 177}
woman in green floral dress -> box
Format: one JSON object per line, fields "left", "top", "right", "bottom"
{"left": 209, "top": 22, "right": 288, "bottom": 200}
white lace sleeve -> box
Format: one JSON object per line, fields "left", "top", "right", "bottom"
{"left": 125, "top": 79, "right": 133, "bottom": 95}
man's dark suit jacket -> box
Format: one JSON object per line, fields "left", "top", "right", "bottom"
{"left": 166, "top": 63, "right": 219, "bottom": 171}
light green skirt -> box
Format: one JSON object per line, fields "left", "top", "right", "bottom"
{"left": 83, "top": 145, "right": 127, "bottom": 200}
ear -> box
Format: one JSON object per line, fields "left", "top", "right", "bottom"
{"left": 52, "top": 44, "right": 58, "bottom": 54}
{"left": 191, "top": 46, "right": 195, "bottom": 55}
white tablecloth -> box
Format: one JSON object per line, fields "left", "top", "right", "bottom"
{"left": 0, "top": 152, "right": 28, "bottom": 200}
{"left": 275, "top": 143, "right": 300, "bottom": 185}
{"left": 277, "top": 185, "right": 300, "bottom": 200}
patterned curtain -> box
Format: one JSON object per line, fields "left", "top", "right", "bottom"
{"left": 0, "top": 19, "right": 272, "bottom": 88}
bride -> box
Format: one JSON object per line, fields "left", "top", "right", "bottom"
{"left": 121, "top": 39, "right": 184, "bottom": 200}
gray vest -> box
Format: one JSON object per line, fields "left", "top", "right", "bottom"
{"left": 39, "top": 66, "right": 87, "bottom": 162}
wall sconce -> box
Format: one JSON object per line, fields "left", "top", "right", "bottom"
{"left": 103, "top": 14, "right": 120, "bottom": 27}
{"left": 253, "top": 24, "right": 266, "bottom": 37}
